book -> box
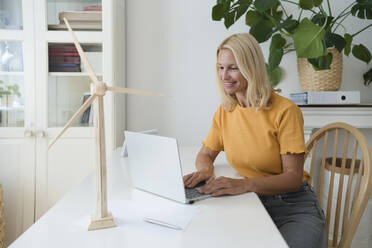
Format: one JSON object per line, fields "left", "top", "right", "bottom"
{"left": 48, "top": 45, "right": 78, "bottom": 52}
{"left": 59, "top": 11, "right": 102, "bottom": 22}
{"left": 48, "top": 23, "right": 102, "bottom": 31}
{"left": 49, "top": 63, "right": 81, "bottom": 67}
{"left": 289, "top": 93, "right": 307, "bottom": 105}
{"left": 83, "top": 6, "right": 102, "bottom": 11}
{"left": 88, "top": 103, "right": 94, "bottom": 125}
{"left": 48, "top": 52, "right": 80, "bottom": 57}
{"left": 49, "top": 66, "right": 81, "bottom": 72}
{"left": 48, "top": 56, "right": 80, "bottom": 64}
{"left": 290, "top": 91, "right": 361, "bottom": 105}
{"left": 54, "top": 20, "right": 101, "bottom": 26}
{"left": 80, "top": 93, "right": 91, "bottom": 124}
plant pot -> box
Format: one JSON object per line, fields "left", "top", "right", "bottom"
{"left": 297, "top": 48, "right": 343, "bottom": 92}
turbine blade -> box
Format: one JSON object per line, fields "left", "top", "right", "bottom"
{"left": 63, "top": 17, "right": 100, "bottom": 85}
{"left": 107, "top": 86, "right": 171, "bottom": 98}
{"left": 48, "top": 94, "right": 97, "bottom": 150}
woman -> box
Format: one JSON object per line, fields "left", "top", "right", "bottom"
{"left": 183, "top": 33, "right": 326, "bottom": 248}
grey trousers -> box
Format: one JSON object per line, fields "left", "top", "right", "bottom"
{"left": 259, "top": 183, "right": 327, "bottom": 248}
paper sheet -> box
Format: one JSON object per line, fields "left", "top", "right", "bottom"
{"left": 108, "top": 198, "right": 200, "bottom": 230}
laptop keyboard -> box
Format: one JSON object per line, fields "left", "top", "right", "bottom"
{"left": 185, "top": 188, "right": 206, "bottom": 199}
{"left": 184, "top": 180, "right": 207, "bottom": 200}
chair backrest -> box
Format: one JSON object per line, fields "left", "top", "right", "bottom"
{"left": 305, "top": 122, "right": 372, "bottom": 248}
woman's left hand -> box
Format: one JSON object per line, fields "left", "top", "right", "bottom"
{"left": 198, "top": 176, "right": 250, "bottom": 196}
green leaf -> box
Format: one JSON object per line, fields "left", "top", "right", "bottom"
{"left": 311, "top": 14, "right": 334, "bottom": 30}
{"left": 250, "top": 20, "right": 273, "bottom": 43}
{"left": 351, "top": 0, "right": 372, "bottom": 19}
{"left": 266, "top": 63, "right": 282, "bottom": 86}
{"left": 237, "top": 0, "right": 253, "bottom": 5}
{"left": 235, "top": 4, "right": 250, "bottom": 22}
{"left": 344, "top": 33, "right": 353, "bottom": 56}
{"left": 212, "top": 4, "right": 225, "bottom": 21}
{"left": 328, "top": 33, "right": 346, "bottom": 52}
{"left": 245, "top": 10, "right": 262, "bottom": 26}
{"left": 299, "top": 0, "right": 323, "bottom": 9}
{"left": 311, "top": 14, "right": 324, "bottom": 26}
{"left": 299, "top": 0, "right": 314, "bottom": 10}
{"left": 270, "top": 33, "right": 286, "bottom": 52}
{"left": 224, "top": 11, "right": 236, "bottom": 29}
{"left": 308, "top": 52, "right": 333, "bottom": 70}
{"left": 363, "top": 67, "right": 372, "bottom": 86}
{"left": 240, "top": 0, "right": 252, "bottom": 4}
{"left": 352, "top": 44, "right": 372, "bottom": 64}
{"left": 254, "top": 0, "right": 278, "bottom": 12}
{"left": 269, "top": 48, "right": 283, "bottom": 69}
{"left": 293, "top": 18, "right": 326, "bottom": 58}
{"left": 283, "top": 19, "right": 299, "bottom": 34}
{"left": 314, "top": 0, "right": 323, "bottom": 6}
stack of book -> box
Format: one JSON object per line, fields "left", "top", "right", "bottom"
{"left": 49, "top": 44, "right": 81, "bottom": 72}
{"left": 48, "top": 7, "right": 102, "bottom": 30}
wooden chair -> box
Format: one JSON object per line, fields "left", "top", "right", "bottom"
{"left": 305, "top": 122, "right": 372, "bottom": 248}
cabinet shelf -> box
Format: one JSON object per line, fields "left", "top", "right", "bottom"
{"left": 46, "top": 31, "right": 103, "bottom": 43}
{"left": 48, "top": 72, "right": 102, "bottom": 77}
{"left": 0, "top": 30, "right": 24, "bottom": 41}
{"left": 0, "top": 71, "right": 24, "bottom": 76}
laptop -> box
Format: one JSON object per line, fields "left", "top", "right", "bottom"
{"left": 124, "top": 131, "right": 211, "bottom": 204}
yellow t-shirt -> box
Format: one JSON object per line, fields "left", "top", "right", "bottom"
{"left": 203, "top": 93, "right": 309, "bottom": 181}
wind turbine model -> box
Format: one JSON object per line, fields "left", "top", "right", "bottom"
{"left": 48, "top": 18, "right": 169, "bottom": 231}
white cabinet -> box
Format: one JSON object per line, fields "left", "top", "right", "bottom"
{"left": 0, "top": 0, "right": 125, "bottom": 245}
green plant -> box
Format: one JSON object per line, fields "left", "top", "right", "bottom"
{"left": 212, "top": 0, "right": 372, "bottom": 86}
{"left": 0, "top": 80, "right": 21, "bottom": 97}
{"left": 364, "top": 67, "right": 372, "bottom": 86}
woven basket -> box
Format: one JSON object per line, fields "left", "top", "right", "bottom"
{"left": 297, "top": 48, "right": 343, "bottom": 91}
{"left": 0, "top": 185, "right": 4, "bottom": 248}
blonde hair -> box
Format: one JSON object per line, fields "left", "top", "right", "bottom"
{"left": 216, "top": 33, "right": 273, "bottom": 111}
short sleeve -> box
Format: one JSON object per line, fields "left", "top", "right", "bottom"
{"left": 278, "top": 105, "right": 308, "bottom": 155}
{"left": 202, "top": 107, "right": 224, "bottom": 151}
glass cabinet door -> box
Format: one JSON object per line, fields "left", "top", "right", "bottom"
{"left": 0, "top": 0, "right": 23, "bottom": 30}
{"left": 0, "top": 40, "right": 24, "bottom": 127}
{"left": 48, "top": 43, "right": 102, "bottom": 127}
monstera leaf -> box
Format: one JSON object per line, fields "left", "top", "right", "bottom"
{"left": 351, "top": 0, "right": 372, "bottom": 19}
{"left": 268, "top": 34, "right": 286, "bottom": 69}
{"left": 299, "top": 0, "right": 323, "bottom": 10}
{"left": 293, "top": 18, "right": 327, "bottom": 58}
{"left": 212, "top": 0, "right": 252, "bottom": 28}
{"left": 363, "top": 67, "right": 372, "bottom": 86}
{"left": 254, "top": 0, "right": 278, "bottom": 12}
{"left": 352, "top": 44, "right": 372, "bottom": 64}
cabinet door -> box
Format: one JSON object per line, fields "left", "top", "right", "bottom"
{"left": 0, "top": 0, "right": 35, "bottom": 246}
{"left": 34, "top": 0, "right": 102, "bottom": 219}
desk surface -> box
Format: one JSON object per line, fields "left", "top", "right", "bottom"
{"left": 10, "top": 147, "right": 288, "bottom": 248}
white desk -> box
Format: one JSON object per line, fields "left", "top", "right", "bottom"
{"left": 9, "top": 147, "right": 288, "bottom": 248}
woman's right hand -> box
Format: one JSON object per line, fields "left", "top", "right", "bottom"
{"left": 183, "top": 170, "right": 214, "bottom": 188}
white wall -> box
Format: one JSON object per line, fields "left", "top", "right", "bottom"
{"left": 125, "top": 0, "right": 372, "bottom": 146}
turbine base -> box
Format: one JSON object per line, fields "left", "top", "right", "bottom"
{"left": 87, "top": 213, "right": 116, "bottom": 231}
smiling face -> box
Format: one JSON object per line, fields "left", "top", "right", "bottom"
{"left": 217, "top": 48, "right": 248, "bottom": 100}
